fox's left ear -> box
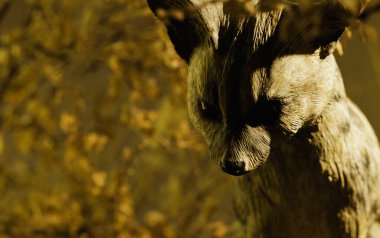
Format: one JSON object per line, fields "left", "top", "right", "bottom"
{"left": 146, "top": 0, "right": 210, "bottom": 63}
{"left": 277, "top": 2, "right": 352, "bottom": 57}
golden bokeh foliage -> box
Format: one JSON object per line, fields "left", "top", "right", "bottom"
{"left": 0, "top": 0, "right": 240, "bottom": 237}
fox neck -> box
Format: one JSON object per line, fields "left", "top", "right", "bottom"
{"left": 234, "top": 98, "right": 380, "bottom": 238}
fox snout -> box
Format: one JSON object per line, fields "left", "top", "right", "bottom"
{"left": 209, "top": 125, "right": 271, "bottom": 176}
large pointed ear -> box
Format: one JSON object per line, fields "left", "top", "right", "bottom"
{"left": 275, "top": 2, "right": 351, "bottom": 57}
{"left": 146, "top": 0, "right": 209, "bottom": 63}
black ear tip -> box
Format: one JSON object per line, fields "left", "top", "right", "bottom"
{"left": 145, "top": 0, "right": 205, "bottom": 64}
{"left": 146, "top": 0, "right": 170, "bottom": 12}
{"left": 146, "top": 0, "right": 159, "bottom": 12}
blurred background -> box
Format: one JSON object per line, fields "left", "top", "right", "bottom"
{"left": 0, "top": 0, "right": 378, "bottom": 237}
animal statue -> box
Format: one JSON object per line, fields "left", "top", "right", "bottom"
{"left": 146, "top": 0, "right": 380, "bottom": 237}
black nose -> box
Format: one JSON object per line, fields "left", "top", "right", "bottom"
{"left": 221, "top": 161, "right": 248, "bottom": 176}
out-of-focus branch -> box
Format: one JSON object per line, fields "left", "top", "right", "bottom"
{"left": 0, "top": 66, "right": 17, "bottom": 104}
{"left": 0, "top": 0, "right": 10, "bottom": 23}
{"left": 359, "top": 1, "right": 380, "bottom": 20}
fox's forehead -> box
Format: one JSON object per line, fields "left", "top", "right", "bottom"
{"left": 188, "top": 11, "right": 281, "bottom": 102}
{"left": 218, "top": 11, "right": 281, "bottom": 54}
{"left": 190, "top": 0, "right": 281, "bottom": 48}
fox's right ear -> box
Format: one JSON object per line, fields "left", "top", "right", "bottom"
{"left": 146, "top": 0, "right": 209, "bottom": 63}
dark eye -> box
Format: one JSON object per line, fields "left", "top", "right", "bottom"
{"left": 198, "top": 100, "right": 222, "bottom": 122}
{"left": 248, "top": 97, "right": 282, "bottom": 127}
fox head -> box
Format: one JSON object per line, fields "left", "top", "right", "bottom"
{"left": 147, "top": 0, "right": 349, "bottom": 175}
